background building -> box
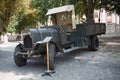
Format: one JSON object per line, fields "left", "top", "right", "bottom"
{"left": 94, "top": 9, "right": 120, "bottom": 25}
{"left": 94, "top": 9, "right": 120, "bottom": 37}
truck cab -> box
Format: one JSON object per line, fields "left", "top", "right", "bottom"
{"left": 46, "top": 5, "right": 76, "bottom": 32}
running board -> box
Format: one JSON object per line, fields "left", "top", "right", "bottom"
{"left": 63, "top": 47, "right": 80, "bottom": 53}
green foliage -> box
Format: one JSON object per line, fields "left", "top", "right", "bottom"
{"left": 113, "top": 1, "right": 120, "bottom": 15}
{"left": 31, "top": 0, "right": 76, "bottom": 24}
{"left": 8, "top": 12, "right": 38, "bottom": 33}
{"left": 31, "top": 0, "right": 58, "bottom": 24}
{"left": 0, "top": 0, "right": 120, "bottom": 35}
{"left": 14, "top": 0, "right": 38, "bottom": 33}
{"left": 0, "top": 0, "right": 38, "bottom": 34}
{"left": 14, "top": 12, "right": 26, "bottom": 33}
{"left": 7, "top": 16, "right": 18, "bottom": 34}
{"left": 31, "top": 0, "right": 99, "bottom": 23}
{"left": 101, "top": 0, "right": 120, "bottom": 15}
{"left": 0, "top": 0, "right": 16, "bottom": 32}
{"left": 7, "top": 24, "right": 16, "bottom": 34}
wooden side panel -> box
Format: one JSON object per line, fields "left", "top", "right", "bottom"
{"left": 51, "top": 11, "right": 73, "bottom": 32}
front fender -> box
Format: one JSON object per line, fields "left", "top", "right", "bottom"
{"left": 34, "top": 36, "right": 63, "bottom": 53}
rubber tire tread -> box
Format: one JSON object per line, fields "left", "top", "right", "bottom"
{"left": 48, "top": 44, "right": 56, "bottom": 70}
{"left": 88, "top": 36, "right": 99, "bottom": 51}
{"left": 14, "top": 45, "right": 27, "bottom": 66}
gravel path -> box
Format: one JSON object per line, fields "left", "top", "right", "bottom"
{"left": 0, "top": 38, "right": 120, "bottom": 80}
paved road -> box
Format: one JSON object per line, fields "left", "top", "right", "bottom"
{"left": 0, "top": 38, "right": 120, "bottom": 80}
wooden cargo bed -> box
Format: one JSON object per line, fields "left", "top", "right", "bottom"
{"left": 76, "top": 23, "right": 106, "bottom": 36}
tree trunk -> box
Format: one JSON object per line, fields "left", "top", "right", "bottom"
{"left": 1, "top": 34, "right": 8, "bottom": 44}
{"left": 3, "top": 33, "right": 8, "bottom": 44}
{"left": 85, "top": 0, "right": 95, "bottom": 23}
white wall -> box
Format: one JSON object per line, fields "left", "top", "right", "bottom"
{"left": 94, "top": 9, "right": 120, "bottom": 24}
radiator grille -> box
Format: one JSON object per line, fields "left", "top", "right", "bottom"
{"left": 23, "top": 35, "right": 32, "bottom": 48}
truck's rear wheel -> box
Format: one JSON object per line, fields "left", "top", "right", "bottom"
{"left": 47, "top": 44, "right": 56, "bottom": 70}
{"left": 14, "top": 44, "right": 27, "bottom": 66}
{"left": 88, "top": 36, "right": 99, "bottom": 51}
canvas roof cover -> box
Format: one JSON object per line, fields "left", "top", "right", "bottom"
{"left": 46, "top": 5, "right": 74, "bottom": 15}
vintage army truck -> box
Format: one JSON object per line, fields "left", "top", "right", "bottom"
{"left": 14, "top": 5, "right": 106, "bottom": 70}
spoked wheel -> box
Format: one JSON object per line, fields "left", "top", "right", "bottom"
{"left": 14, "top": 44, "right": 27, "bottom": 66}
{"left": 88, "top": 36, "right": 99, "bottom": 51}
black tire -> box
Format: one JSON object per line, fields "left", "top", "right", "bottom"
{"left": 88, "top": 36, "right": 99, "bottom": 51}
{"left": 48, "top": 44, "right": 56, "bottom": 70}
{"left": 14, "top": 44, "right": 27, "bottom": 67}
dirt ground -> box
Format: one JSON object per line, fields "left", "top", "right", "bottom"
{"left": 0, "top": 37, "right": 120, "bottom": 80}
{"left": 99, "top": 37, "right": 120, "bottom": 56}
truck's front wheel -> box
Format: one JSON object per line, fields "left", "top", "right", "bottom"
{"left": 14, "top": 44, "right": 27, "bottom": 66}
{"left": 47, "top": 44, "right": 56, "bottom": 70}
{"left": 88, "top": 36, "right": 99, "bottom": 51}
